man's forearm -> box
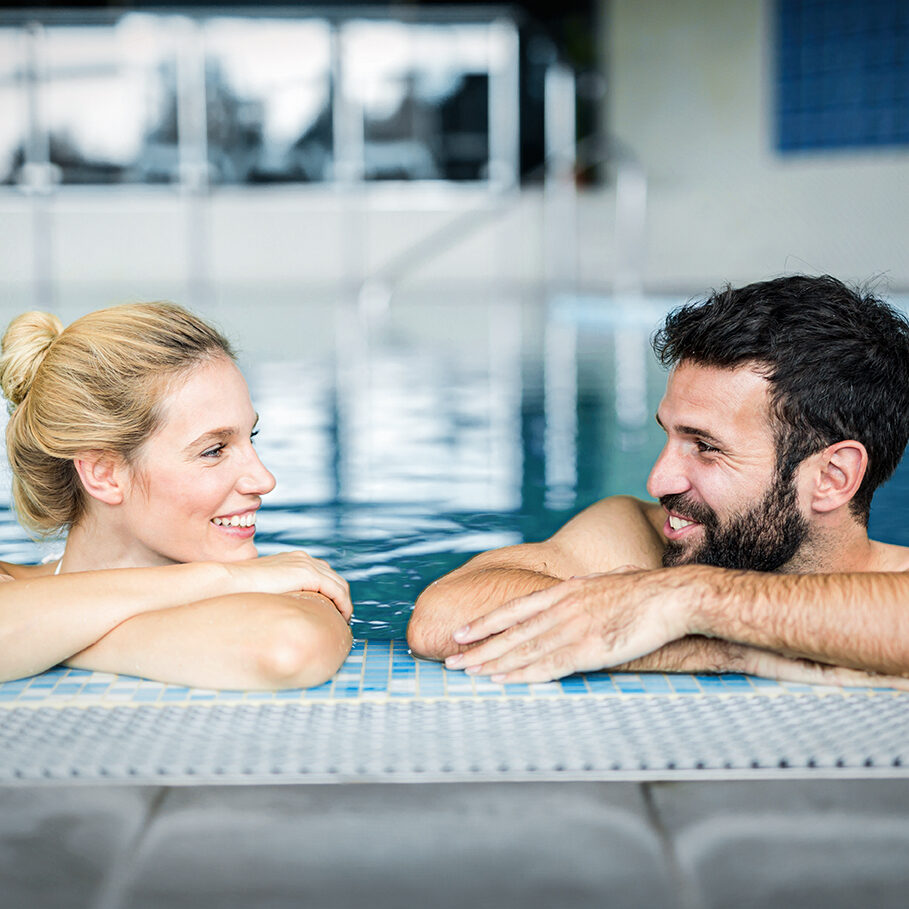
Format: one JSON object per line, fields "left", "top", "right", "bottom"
{"left": 407, "top": 567, "right": 562, "bottom": 660}
{"left": 689, "top": 567, "right": 909, "bottom": 676}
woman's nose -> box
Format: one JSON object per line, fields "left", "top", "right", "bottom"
{"left": 238, "top": 448, "right": 276, "bottom": 496}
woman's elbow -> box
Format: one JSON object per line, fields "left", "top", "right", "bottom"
{"left": 256, "top": 608, "right": 352, "bottom": 689}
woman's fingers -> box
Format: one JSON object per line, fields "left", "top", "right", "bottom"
{"left": 298, "top": 558, "right": 353, "bottom": 620}
{"left": 232, "top": 552, "right": 353, "bottom": 620}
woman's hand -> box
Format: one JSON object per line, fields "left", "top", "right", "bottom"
{"left": 224, "top": 552, "right": 353, "bottom": 621}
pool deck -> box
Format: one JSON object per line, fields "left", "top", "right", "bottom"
{"left": 4, "top": 779, "right": 909, "bottom": 909}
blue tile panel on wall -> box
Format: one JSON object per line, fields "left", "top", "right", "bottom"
{"left": 776, "top": 0, "right": 909, "bottom": 151}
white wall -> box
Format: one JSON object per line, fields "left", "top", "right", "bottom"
{"left": 0, "top": 186, "right": 555, "bottom": 314}
{"left": 605, "top": 0, "right": 909, "bottom": 291}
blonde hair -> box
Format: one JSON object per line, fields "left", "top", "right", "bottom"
{"left": 0, "top": 302, "right": 235, "bottom": 536}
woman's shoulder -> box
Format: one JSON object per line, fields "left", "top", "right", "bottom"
{"left": 0, "top": 559, "right": 58, "bottom": 581}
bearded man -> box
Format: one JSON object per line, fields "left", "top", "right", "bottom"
{"left": 406, "top": 275, "right": 909, "bottom": 687}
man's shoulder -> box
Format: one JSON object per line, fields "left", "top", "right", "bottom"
{"left": 551, "top": 496, "right": 665, "bottom": 571}
{"left": 569, "top": 495, "right": 664, "bottom": 531}
{"left": 870, "top": 541, "right": 909, "bottom": 572}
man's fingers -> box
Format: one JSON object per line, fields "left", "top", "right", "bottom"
{"left": 742, "top": 648, "right": 909, "bottom": 691}
{"left": 451, "top": 582, "right": 573, "bottom": 645}
{"left": 446, "top": 599, "right": 569, "bottom": 669}
{"left": 487, "top": 645, "right": 583, "bottom": 684}
{"left": 458, "top": 616, "right": 579, "bottom": 675}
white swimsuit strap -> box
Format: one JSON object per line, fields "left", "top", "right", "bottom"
{"left": 54, "top": 557, "right": 63, "bottom": 576}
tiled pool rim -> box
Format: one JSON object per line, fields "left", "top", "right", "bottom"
{"left": 1, "top": 640, "right": 907, "bottom": 784}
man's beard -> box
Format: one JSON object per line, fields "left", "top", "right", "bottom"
{"left": 661, "top": 469, "right": 810, "bottom": 572}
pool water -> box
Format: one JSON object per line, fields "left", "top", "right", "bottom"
{"left": 1, "top": 293, "right": 907, "bottom": 639}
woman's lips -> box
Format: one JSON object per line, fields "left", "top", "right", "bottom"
{"left": 211, "top": 509, "right": 257, "bottom": 537}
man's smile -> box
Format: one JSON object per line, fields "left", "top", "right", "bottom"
{"left": 662, "top": 504, "right": 706, "bottom": 540}
{"left": 668, "top": 513, "right": 696, "bottom": 531}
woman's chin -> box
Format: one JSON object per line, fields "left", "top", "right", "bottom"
{"left": 220, "top": 540, "right": 260, "bottom": 562}
{"left": 183, "top": 540, "right": 259, "bottom": 564}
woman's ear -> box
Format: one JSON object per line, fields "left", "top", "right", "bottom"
{"left": 808, "top": 441, "right": 868, "bottom": 514}
{"left": 73, "top": 451, "right": 128, "bottom": 506}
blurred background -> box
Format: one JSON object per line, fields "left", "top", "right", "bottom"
{"left": 2, "top": 0, "right": 907, "bottom": 311}
{"left": 0, "top": 1, "right": 908, "bottom": 611}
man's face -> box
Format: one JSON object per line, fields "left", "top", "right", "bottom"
{"left": 646, "top": 362, "right": 810, "bottom": 571}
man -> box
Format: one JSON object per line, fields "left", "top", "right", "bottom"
{"left": 406, "top": 275, "right": 909, "bottom": 687}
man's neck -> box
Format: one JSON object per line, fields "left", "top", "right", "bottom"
{"left": 781, "top": 520, "right": 878, "bottom": 574}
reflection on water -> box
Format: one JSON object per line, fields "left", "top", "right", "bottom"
{"left": 1, "top": 293, "right": 908, "bottom": 638}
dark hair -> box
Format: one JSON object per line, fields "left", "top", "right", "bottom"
{"left": 652, "top": 275, "right": 909, "bottom": 525}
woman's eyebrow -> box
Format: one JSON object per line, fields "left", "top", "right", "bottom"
{"left": 183, "top": 415, "right": 259, "bottom": 454}
{"left": 183, "top": 428, "right": 233, "bottom": 454}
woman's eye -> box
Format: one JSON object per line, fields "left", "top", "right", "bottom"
{"left": 250, "top": 430, "right": 259, "bottom": 445}
{"left": 202, "top": 444, "right": 225, "bottom": 459}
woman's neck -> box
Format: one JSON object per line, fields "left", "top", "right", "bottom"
{"left": 61, "top": 517, "right": 174, "bottom": 572}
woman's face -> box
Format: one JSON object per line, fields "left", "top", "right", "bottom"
{"left": 118, "top": 356, "right": 276, "bottom": 565}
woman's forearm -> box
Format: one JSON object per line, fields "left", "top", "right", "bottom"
{"left": 0, "top": 561, "right": 234, "bottom": 681}
{"left": 65, "top": 591, "right": 353, "bottom": 689}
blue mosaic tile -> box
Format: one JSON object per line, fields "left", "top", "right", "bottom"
{"left": 0, "top": 638, "right": 895, "bottom": 709}
{"left": 638, "top": 675, "right": 673, "bottom": 694}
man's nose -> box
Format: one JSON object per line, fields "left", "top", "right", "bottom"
{"left": 646, "top": 444, "right": 690, "bottom": 499}
{"left": 238, "top": 448, "right": 277, "bottom": 497}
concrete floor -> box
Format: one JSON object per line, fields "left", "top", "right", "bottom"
{"left": 2, "top": 780, "right": 909, "bottom": 909}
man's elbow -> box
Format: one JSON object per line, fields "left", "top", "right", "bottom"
{"left": 407, "top": 585, "right": 457, "bottom": 662}
{"left": 256, "top": 609, "right": 352, "bottom": 689}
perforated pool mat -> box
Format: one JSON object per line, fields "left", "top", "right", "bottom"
{"left": 1, "top": 640, "right": 907, "bottom": 783}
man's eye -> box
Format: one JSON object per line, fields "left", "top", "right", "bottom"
{"left": 696, "top": 440, "right": 718, "bottom": 453}
{"left": 202, "top": 444, "right": 225, "bottom": 459}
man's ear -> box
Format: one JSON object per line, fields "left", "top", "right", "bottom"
{"left": 808, "top": 441, "right": 868, "bottom": 514}
{"left": 73, "top": 450, "right": 129, "bottom": 506}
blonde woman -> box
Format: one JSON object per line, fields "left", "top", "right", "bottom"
{"left": 0, "top": 303, "right": 352, "bottom": 688}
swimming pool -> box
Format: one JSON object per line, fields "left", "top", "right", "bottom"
{"left": 3, "top": 290, "right": 909, "bottom": 786}
{"left": 1, "top": 291, "right": 907, "bottom": 633}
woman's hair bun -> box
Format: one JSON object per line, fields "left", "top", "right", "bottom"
{"left": 0, "top": 311, "right": 65, "bottom": 408}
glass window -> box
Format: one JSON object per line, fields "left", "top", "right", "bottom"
{"left": 0, "top": 29, "right": 28, "bottom": 185}
{"left": 202, "top": 18, "right": 332, "bottom": 184}
{"left": 41, "top": 16, "right": 180, "bottom": 184}
{"left": 342, "top": 21, "right": 492, "bottom": 181}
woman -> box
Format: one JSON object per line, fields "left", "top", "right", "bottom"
{"left": 0, "top": 303, "right": 352, "bottom": 688}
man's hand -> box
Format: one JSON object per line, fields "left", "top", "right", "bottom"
{"left": 444, "top": 567, "right": 695, "bottom": 682}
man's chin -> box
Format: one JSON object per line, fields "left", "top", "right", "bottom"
{"left": 661, "top": 540, "right": 698, "bottom": 568}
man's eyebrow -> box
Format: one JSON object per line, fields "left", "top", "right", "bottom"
{"left": 654, "top": 413, "right": 725, "bottom": 447}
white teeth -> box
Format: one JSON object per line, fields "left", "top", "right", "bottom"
{"left": 669, "top": 515, "right": 694, "bottom": 531}
{"left": 212, "top": 513, "right": 256, "bottom": 528}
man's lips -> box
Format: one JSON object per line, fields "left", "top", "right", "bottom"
{"left": 663, "top": 510, "right": 702, "bottom": 540}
